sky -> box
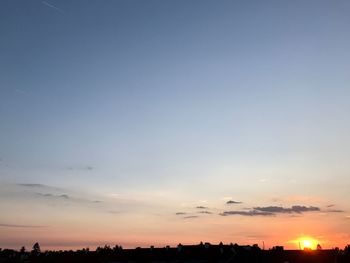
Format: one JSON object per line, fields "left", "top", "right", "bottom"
{"left": 1, "top": 0, "right": 350, "bottom": 250}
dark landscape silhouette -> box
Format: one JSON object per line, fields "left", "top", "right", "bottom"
{"left": 1, "top": 242, "right": 350, "bottom": 263}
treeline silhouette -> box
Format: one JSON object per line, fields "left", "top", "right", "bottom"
{"left": 1, "top": 242, "right": 350, "bottom": 263}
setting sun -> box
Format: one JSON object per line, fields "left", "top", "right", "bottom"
{"left": 294, "top": 237, "right": 320, "bottom": 250}
{"left": 303, "top": 240, "right": 312, "bottom": 249}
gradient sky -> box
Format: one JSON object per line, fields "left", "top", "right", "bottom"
{"left": 1, "top": 0, "right": 350, "bottom": 250}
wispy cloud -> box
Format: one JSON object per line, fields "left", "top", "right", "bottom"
{"left": 220, "top": 210, "right": 274, "bottom": 216}
{"left": 175, "top": 212, "right": 187, "bottom": 215}
{"left": 35, "top": 192, "right": 102, "bottom": 204}
{"left": 14, "top": 88, "right": 27, "bottom": 95}
{"left": 17, "top": 183, "right": 61, "bottom": 192}
{"left": 226, "top": 200, "right": 242, "bottom": 205}
{"left": 0, "top": 223, "right": 45, "bottom": 228}
{"left": 325, "top": 209, "right": 344, "bottom": 213}
{"left": 16, "top": 183, "right": 100, "bottom": 203}
{"left": 36, "top": 193, "right": 54, "bottom": 197}
{"left": 183, "top": 216, "right": 198, "bottom": 219}
{"left": 108, "top": 211, "right": 121, "bottom": 214}
{"left": 220, "top": 205, "right": 322, "bottom": 217}
{"left": 64, "top": 166, "right": 94, "bottom": 171}
{"left": 41, "top": 1, "right": 64, "bottom": 14}
{"left": 36, "top": 193, "right": 70, "bottom": 199}
{"left": 198, "top": 211, "right": 212, "bottom": 214}
{"left": 17, "top": 183, "right": 47, "bottom": 188}
{"left": 254, "top": 205, "right": 320, "bottom": 214}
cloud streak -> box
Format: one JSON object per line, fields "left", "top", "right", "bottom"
{"left": 220, "top": 210, "right": 274, "bottom": 216}
{"left": 36, "top": 193, "right": 70, "bottom": 199}
{"left": 0, "top": 223, "right": 45, "bottom": 228}
{"left": 198, "top": 211, "right": 212, "bottom": 214}
{"left": 220, "top": 205, "right": 322, "bottom": 217}
{"left": 65, "top": 166, "right": 94, "bottom": 171}
{"left": 17, "top": 183, "right": 47, "bottom": 188}
{"left": 254, "top": 205, "right": 320, "bottom": 214}
{"left": 325, "top": 209, "right": 344, "bottom": 213}
{"left": 41, "top": 1, "right": 64, "bottom": 14}
{"left": 108, "top": 211, "right": 121, "bottom": 214}
{"left": 35, "top": 192, "right": 101, "bottom": 204}
{"left": 16, "top": 183, "right": 101, "bottom": 204}
{"left": 226, "top": 200, "right": 242, "bottom": 205}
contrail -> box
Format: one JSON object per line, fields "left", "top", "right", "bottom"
{"left": 41, "top": 1, "right": 64, "bottom": 14}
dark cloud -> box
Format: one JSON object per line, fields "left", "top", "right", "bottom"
{"left": 220, "top": 205, "right": 321, "bottom": 217}
{"left": 196, "top": 206, "right": 208, "bottom": 209}
{"left": 254, "top": 205, "right": 320, "bottom": 214}
{"left": 36, "top": 193, "right": 70, "bottom": 199}
{"left": 226, "top": 200, "right": 242, "bottom": 205}
{"left": 291, "top": 205, "right": 320, "bottom": 213}
{"left": 41, "top": 193, "right": 53, "bottom": 197}
{"left": 60, "top": 194, "right": 69, "bottom": 199}
{"left": 198, "top": 211, "right": 212, "bottom": 214}
{"left": 183, "top": 216, "right": 198, "bottom": 219}
{"left": 323, "top": 204, "right": 344, "bottom": 212}
{"left": 325, "top": 209, "right": 344, "bottom": 213}
{"left": 176, "top": 212, "right": 186, "bottom": 215}
{"left": 0, "top": 223, "right": 45, "bottom": 228}
{"left": 220, "top": 211, "right": 274, "bottom": 216}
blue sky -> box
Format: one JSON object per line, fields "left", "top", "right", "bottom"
{"left": 1, "top": 0, "right": 350, "bottom": 249}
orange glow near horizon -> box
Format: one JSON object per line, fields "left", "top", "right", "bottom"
{"left": 293, "top": 236, "right": 319, "bottom": 250}
{"left": 303, "top": 240, "right": 312, "bottom": 249}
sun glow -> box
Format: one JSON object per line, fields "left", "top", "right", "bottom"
{"left": 294, "top": 236, "right": 319, "bottom": 250}
{"left": 303, "top": 240, "right": 312, "bottom": 249}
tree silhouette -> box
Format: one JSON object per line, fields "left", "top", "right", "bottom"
{"left": 345, "top": 245, "right": 350, "bottom": 254}
{"left": 32, "top": 242, "right": 41, "bottom": 255}
{"left": 20, "top": 246, "right": 25, "bottom": 253}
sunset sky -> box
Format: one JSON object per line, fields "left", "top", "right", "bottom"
{"left": 1, "top": 0, "right": 350, "bottom": 250}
